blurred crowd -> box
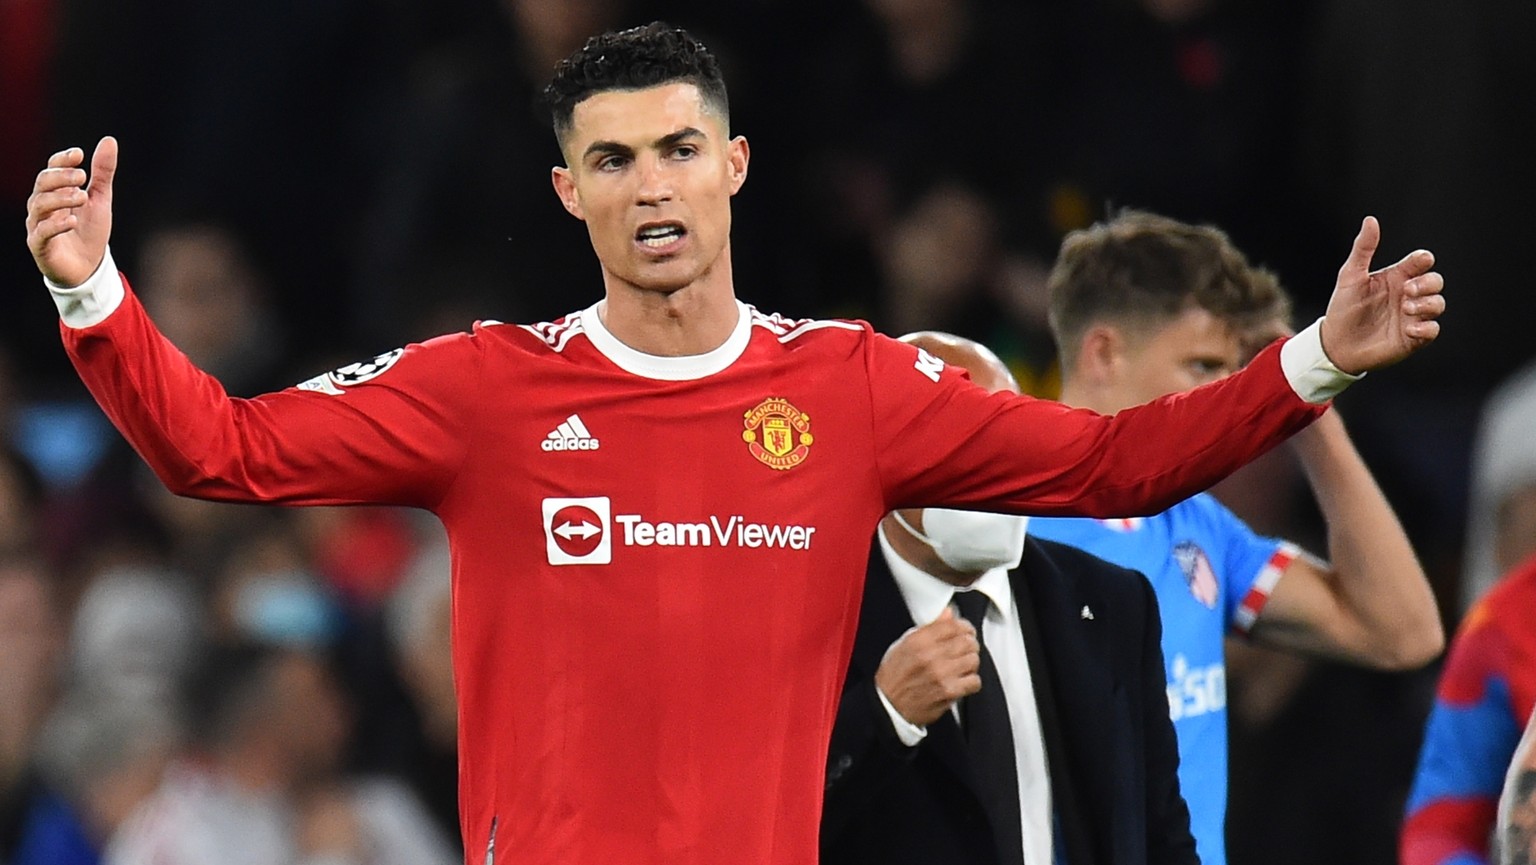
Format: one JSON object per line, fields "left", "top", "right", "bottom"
{"left": 2, "top": 0, "right": 1534, "bottom": 863}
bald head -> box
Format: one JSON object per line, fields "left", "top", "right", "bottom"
{"left": 898, "top": 331, "right": 1019, "bottom": 396}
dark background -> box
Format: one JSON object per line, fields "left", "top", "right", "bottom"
{"left": 3, "top": 0, "right": 1533, "bottom": 862}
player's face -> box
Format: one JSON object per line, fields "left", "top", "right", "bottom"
{"left": 551, "top": 83, "right": 749, "bottom": 294}
{"left": 1106, "top": 307, "right": 1241, "bottom": 411}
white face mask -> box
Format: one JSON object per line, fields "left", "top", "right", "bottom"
{"left": 892, "top": 508, "right": 1028, "bottom": 574}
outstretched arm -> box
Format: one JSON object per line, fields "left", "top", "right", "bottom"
{"left": 1246, "top": 409, "right": 1444, "bottom": 669}
{"left": 872, "top": 217, "right": 1446, "bottom": 519}
{"left": 24, "top": 139, "right": 479, "bottom": 509}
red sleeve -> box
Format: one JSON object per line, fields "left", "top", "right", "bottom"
{"left": 865, "top": 332, "right": 1325, "bottom": 517}
{"left": 61, "top": 277, "right": 481, "bottom": 509}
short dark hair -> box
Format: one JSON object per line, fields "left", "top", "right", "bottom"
{"left": 543, "top": 21, "right": 730, "bottom": 148}
{"left": 1047, "top": 209, "right": 1291, "bottom": 369}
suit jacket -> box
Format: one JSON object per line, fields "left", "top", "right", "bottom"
{"left": 821, "top": 536, "right": 1197, "bottom": 865}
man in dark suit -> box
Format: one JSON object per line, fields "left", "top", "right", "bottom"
{"left": 822, "top": 332, "right": 1197, "bottom": 865}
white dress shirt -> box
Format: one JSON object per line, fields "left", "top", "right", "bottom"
{"left": 874, "top": 526, "right": 1053, "bottom": 865}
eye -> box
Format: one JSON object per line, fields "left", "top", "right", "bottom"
{"left": 596, "top": 154, "right": 629, "bottom": 172}
{"left": 671, "top": 144, "right": 698, "bottom": 160}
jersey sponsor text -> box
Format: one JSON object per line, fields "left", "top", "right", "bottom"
{"left": 615, "top": 514, "right": 817, "bottom": 550}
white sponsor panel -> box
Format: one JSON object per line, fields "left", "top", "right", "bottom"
{"left": 542, "top": 496, "right": 612, "bottom": 565}
{"left": 540, "top": 497, "right": 817, "bottom": 565}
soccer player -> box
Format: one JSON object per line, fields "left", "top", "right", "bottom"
{"left": 1027, "top": 209, "right": 1445, "bottom": 865}
{"left": 1402, "top": 551, "right": 1536, "bottom": 865}
{"left": 24, "top": 22, "right": 1444, "bottom": 865}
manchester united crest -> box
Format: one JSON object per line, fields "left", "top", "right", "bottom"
{"left": 742, "top": 398, "right": 814, "bottom": 470}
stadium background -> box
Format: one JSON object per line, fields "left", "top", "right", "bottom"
{"left": 1, "top": 0, "right": 1532, "bottom": 862}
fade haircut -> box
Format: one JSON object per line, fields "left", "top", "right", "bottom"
{"left": 1047, "top": 209, "right": 1292, "bottom": 372}
{"left": 543, "top": 22, "right": 730, "bottom": 151}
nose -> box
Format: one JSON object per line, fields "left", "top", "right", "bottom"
{"left": 634, "top": 153, "right": 673, "bottom": 206}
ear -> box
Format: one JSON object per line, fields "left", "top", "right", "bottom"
{"left": 551, "top": 166, "right": 584, "bottom": 220}
{"left": 1077, "top": 324, "right": 1126, "bottom": 388}
{"left": 726, "top": 136, "right": 750, "bottom": 196}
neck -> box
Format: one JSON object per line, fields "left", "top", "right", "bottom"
{"left": 597, "top": 251, "right": 739, "bottom": 357}
{"left": 1057, "top": 379, "right": 1115, "bottom": 415}
{"left": 881, "top": 514, "right": 980, "bottom": 588}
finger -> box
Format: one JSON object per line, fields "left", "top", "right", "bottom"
{"left": 1405, "top": 320, "right": 1441, "bottom": 341}
{"left": 27, "top": 211, "right": 80, "bottom": 249}
{"left": 932, "top": 631, "right": 979, "bottom": 658}
{"left": 1377, "top": 248, "right": 1435, "bottom": 281}
{"left": 46, "top": 147, "right": 84, "bottom": 169}
{"left": 26, "top": 187, "right": 88, "bottom": 219}
{"left": 941, "top": 605, "right": 976, "bottom": 635}
{"left": 954, "top": 673, "right": 982, "bottom": 697}
{"left": 87, "top": 136, "right": 119, "bottom": 202}
{"left": 958, "top": 633, "right": 979, "bottom": 656}
{"left": 1339, "top": 215, "right": 1380, "bottom": 278}
{"left": 917, "top": 611, "right": 961, "bottom": 634}
{"left": 1404, "top": 272, "right": 1445, "bottom": 298}
{"left": 32, "top": 167, "right": 88, "bottom": 195}
{"left": 1403, "top": 294, "right": 1446, "bottom": 318}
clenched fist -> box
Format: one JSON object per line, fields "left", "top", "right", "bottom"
{"left": 874, "top": 607, "right": 982, "bottom": 728}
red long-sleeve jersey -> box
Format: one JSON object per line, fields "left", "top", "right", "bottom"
{"left": 63, "top": 280, "right": 1324, "bottom": 865}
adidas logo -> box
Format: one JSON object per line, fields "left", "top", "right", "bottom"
{"left": 542, "top": 414, "right": 600, "bottom": 452}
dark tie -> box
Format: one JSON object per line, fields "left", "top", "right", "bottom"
{"left": 953, "top": 590, "right": 1026, "bottom": 865}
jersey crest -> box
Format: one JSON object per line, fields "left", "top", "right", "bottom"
{"left": 1173, "top": 540, "right": 1220, "bottom": 609}
{"left": 742, "top": 398, "right": 813, "bottom": 470}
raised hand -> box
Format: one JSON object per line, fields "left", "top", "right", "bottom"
{"left": 24, "top": 136, "right": 117, "bottom": 288}
{"left": 1318, "top": 216, "right": 1445, "bottom": 374}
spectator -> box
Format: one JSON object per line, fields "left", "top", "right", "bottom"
{"left": 106, "top": 644, "right": 456, "bottom": 865}
{"left": 134, "top": 223, "right": 285, "bottom": 397}
{"left": 1461, "top": 360, "right": 1536, "bottom": 612}
{"left": 67, "top": 564, "right": 201, "bottom": 705}
{"left": 1029, "top": 209, "right": 1443, "bottom": 865}
{"left": 0, "top": 448, "right": 44, "bottom": 558}
{"left": 0, "top": 555, "right": 95, "bottom": 865}
{"left": 33, "top": 692, "right": 181, "bottom": 857}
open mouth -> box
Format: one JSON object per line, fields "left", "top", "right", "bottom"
{"left": 635, "top": 222, "right": 687, "bottom": 249}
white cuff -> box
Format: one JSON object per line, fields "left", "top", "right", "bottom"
{"left": 1280, "top": 318, "right": 1365, "bottom": 404}
{"left": 876, "top": 685, "right": 928, "bottom": 747}
{"left": 46, "top": 246, "right": 124, "bottom": 328}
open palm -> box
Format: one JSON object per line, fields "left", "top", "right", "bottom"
{"left": 1319, "top": 216, "right": 1445, "bottom": 374}
{"left": 24, "top": 137, "right": 117, "bottom": 288}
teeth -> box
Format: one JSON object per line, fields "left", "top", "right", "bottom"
{"left": 638, "top": 225, "right": 683, "bottom": 246}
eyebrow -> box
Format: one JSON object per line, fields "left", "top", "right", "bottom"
{"left": 582, "top": 127, "right": 707, "bottom": 162}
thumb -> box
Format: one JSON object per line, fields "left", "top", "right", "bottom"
{"left": 88, "top": 136, "right": 118, "bottom": 202}
{"left": 1339, "top": 215, "right": 1379, "bottom": 279}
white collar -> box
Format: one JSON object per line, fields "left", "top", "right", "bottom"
{"left": 580, "top": 299, "right": 753, "bottom": 381}
{"left": 876, "top": 525, "right": 1017, "bottom": 627}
